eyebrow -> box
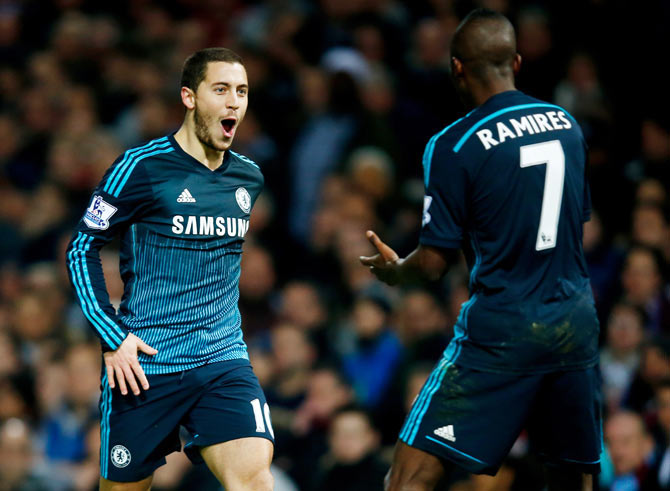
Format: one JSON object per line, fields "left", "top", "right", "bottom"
{"left": 211, "top": 82, "right": 248, "bottom": 88}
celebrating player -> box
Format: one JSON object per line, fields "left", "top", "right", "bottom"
{"left": 361, "top": 9, "right": 600, "bottom": 491}
{"left": 66, "top": 48, "right": 274, "bottom": 490}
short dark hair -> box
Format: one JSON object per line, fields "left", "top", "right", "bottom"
{"left": 180, "top": 48, "right": 244, "bottom": 91}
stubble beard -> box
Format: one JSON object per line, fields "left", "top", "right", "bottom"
{"left": 193, "top": 106, "right": 227, "bottom": 151}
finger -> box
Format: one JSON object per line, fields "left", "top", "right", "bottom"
{"left": 131, "top": 360, "right": 150, "bottom": 390}
{"left": 122, "top": 364, "right": 141, "bottom": 396}
{"left": 137, "top": 340, "right": 158, "bottom": 355}
{"left": 366, "top": 230, "right": 399, "bottom": 262}
{"left": 359, "top": 254, "right": 379, "bottom": 266}
{"left": 115, "top": 366, "right": 128, "bottom": 395}
{"left": 105, "top": 364, "right": 115, "bottom": 389}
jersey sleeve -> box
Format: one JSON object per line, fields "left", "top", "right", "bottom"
{"left": 419, "top": 138, "right": 469, "bottom": 249}
{"left": 65, "top": 156, "right": 152, "bottom": 351}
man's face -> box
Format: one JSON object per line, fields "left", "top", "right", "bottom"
{"left": 192, "top": 61, "right": 248, "bottom": 152}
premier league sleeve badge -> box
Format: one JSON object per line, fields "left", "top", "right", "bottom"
{"left": 84, "top": 195, "right": 118, "bottom": 230}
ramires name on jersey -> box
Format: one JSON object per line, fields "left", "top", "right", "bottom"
{"left": 172, "top": 215, "right": 250, "bottom": 237}
{"left": 476, "top": 110, "right": 572, "bottom": 150}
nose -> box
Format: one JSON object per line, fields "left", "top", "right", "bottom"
{"left": 226, "top": 92, "right": 239, "bottom": 110}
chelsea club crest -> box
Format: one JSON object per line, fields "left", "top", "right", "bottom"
{"left": 111, "top": 445, "right": 131, "bottom": 468}
{"left": 235, "top": 187, "right": 251, "bottom": 213}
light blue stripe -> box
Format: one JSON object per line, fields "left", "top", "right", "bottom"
{"left": 104, "top": 138, "right": 169, "bottom": 194}
{"left": 100, "top": 373, "right": 110, "bottom": 478}
{"left": 67, "top": 234, "right": 117, "bottom": 348}
{"left": 112, "top": 147, "right": 174, "bottom": 197}
{"left": 79, "top": 236, "right": 127, "bottom": 343}
{"left": 401, "top": 358, "right": 446, "bottom": 441}
{"left": 453, "top": 103, "right": 576, "bottom": 153}
{"left": 230, "top": 150, "right": 260, "bottom": 170}
{"left": 406, "top": 358, "right": 450, "bottom": 444}
{"left": 423, "top": 112, "right": 473, "bottom": 188}
{"left": 425, "top": 435, "right": 487, "bottom": 465}
{"left": 403, "top": 292, "right": 478, "bottom": 444}
{"left": 68, "top": 234, "right": 123, "bottom": 348}
{"left": 468, "top": 235, "right": 482, "bottom": 290}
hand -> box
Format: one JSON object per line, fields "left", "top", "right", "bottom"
{"left": 359, "top": 230, "right": 401, "bottom": 285}
{"left": 103, "top": 333, "right": 157, "bottom": 395}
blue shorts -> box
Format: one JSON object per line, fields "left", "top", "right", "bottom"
{"left": 99, "top": 359, "right": 274, "bottom": 482}
{"left": 399, "top": 359, "right": 602, "bottom": 476}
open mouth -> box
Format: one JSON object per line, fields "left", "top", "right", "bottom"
{"left": 221, "top": 118, "right": 237, "bottom": 138}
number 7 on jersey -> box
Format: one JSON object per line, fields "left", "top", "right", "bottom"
{"left": 520, "top": 140, "right": 565, "bottom": 251}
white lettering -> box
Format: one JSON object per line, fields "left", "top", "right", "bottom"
{"left": 227, "top": 217, "right": 237, "bottom": 237}
{"left": 557, "top": 111, "right": 572, "bottom": 129}
{"left": 510, "top": 117, "right": 535, "bottom": 136}
{"left": 237, "top": 218, "right": 246, "bottom": 237}
{"left": 216, "top": 217, "right": 226, "bottom": 236}
{"left": 547, "top": 111, "right": 563, "bottom": 130}
{"left": 200, "top": 216, "right": 214, "bottom": 235}
{"left": 533, "top": 113, "right": 554, "bottom": 132}
{"left": 172, "top": 215, "right": 184, "bottom": 234}
{"left": 185, "top": 215, "right": 197, "bottom": 235}
{"left": 476, "top": 129, "right": 498, "bottom": 150}
{"left": 496, "top": 122, "right": 516, "bottom": 143}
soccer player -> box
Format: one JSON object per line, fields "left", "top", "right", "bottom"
{"left": 65, "top": 48, "right": 274, "bottom": 490}
{"left": 360, "top": 9, "right": 600, "bottom": 491}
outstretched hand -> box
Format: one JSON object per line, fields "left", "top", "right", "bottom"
{"left": 104, "top": 333, "right": 158, "bottom": 396}
{"left": 359, "top": 230, "right": 401, "bottom": 285}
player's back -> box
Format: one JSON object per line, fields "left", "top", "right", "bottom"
{"left": 421, "top": 90, "right": 599, "bottom": 373}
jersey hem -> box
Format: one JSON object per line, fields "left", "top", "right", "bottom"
{"left": 140, "top": 351, "right": 250, "bottom": 375}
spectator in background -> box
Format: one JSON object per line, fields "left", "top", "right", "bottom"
{"left": 394, "top": 288, "right": 450, "bottom": 366}
{"left": 288, "top": 67, "right": 367, "bottom": 245}
{"left": 625, "top": 116, "right": 670, "bottom": 189}
{"left": 631, "top": 203, "right": 670, "bottom": 263}
{"left": 583, "top": 210, "right": 625, "bottom": 322}
{"left": 339, "top": 288, "right": 404, "bottom": 410}
{"left": 603, "top": 411, "right": 654, "bottom": 491}
{"left": 621, "top": 245, "right": 670, "bottom": 334}
{"left": 41, "top": 343, "right": 99, "bottom": 466}
{"left": 314, "top": 406, "right": 388, "bottom": 491}
{"left": 277, "top": 280, "right": 332, "bottom": 360}
{"left": 624, "top": 338, "right": 670, "bottom": 414}
{"left": 601, "top": 303, "right": 645, "bottom": 412}
{"left": 288, "top": 366, "right": 354, "bottom": 489}
{"left": 0, "top": 418, "right": 53, "bottom": 491}
{"left": 553, "top": 51, "right": 611, "bottom": 125}
{"left": 646, "top": 380, "right": 670, "bottom": 490}
{"left": 238, "top": 243, "right": 278, "bottom": 339}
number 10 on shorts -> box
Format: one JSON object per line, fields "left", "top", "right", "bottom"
{"left": 250, "top": 399, "right": 274, "bottom": 438}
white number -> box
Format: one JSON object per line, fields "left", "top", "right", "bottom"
{"left": 250, "top": 398, "right": 274, "bottom": 437}
{"left": 422, "top": 196, "right": 433, "bottom": 226}
{"left": 519, "top": 140, "right": 565, "bottom": 251}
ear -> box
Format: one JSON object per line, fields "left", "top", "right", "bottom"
{"left": 451, "top": 57, "right": 464, "bottom": 79}
{"left": 180, "top": 86, "right": 196, "bottom": 110}
{"left": 513, "top": 53, "right": 522, "bottom": 75}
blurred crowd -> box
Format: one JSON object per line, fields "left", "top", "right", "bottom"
{"left": 1, "top": 0, "right": 670, "bottom": 490}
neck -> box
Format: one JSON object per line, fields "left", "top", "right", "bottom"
{"left": 174, "top": 119, "right": 225, "bottom": 170}
{"left": 469, "top": 77, "right": 517, "bottom": 107}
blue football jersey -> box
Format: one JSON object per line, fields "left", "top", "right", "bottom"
{"left": 66, "top": 134, "right": 263, "bottom": 374}
{"left": 420, "top": 90, "right": 599, "bottom": 373}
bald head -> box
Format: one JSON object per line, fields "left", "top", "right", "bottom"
{"left": 451, "top": 9, "right": 518, "bottom": 88}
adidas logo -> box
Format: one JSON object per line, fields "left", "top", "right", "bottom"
{"left": 434, "top": 425, "right": 456, "bottom": 442}
{"left": 177, "top": 189, "right": 196, "bottom": 203}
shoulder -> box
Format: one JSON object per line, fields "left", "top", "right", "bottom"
{"left": 229, "top": 150, "right": 264, "bottom": 181}
{"left": 422, "top": 112, "right": 477, "bottom": 186}
{"left": 103, "top": 136, "right": 175, "bottom": 197}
